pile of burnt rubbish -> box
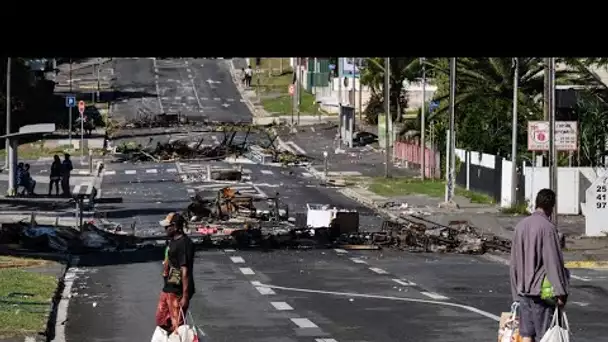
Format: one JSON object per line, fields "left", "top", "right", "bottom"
{"left": 113, "top": 122, "right": 313, "bottom": 165}
{"left": 368, "top": 215, "right": 511, "bottom": 254}
{"left": 0, "top": 206, "right": 511, "bottom": 254}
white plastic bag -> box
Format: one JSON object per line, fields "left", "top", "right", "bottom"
{"left": 540, "top": 307, "right": 570, "bottom": 342}
{"left": 151, "top": 326, "right": 169, "bottom": 342}
{"left": 151, "top": 309, "right": 203, "bottom": 342}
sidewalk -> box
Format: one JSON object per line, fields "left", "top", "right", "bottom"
{"left": 338, "top": 186, "right": 608, "bottom": 269}
{"left": 229, "top": 59, "right": 336, "bottom": 126}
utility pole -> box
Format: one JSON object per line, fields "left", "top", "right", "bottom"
{"left": 420, "top": 57, "right": 426, "bottom": 180}
{"left": 543, "top": 58, "right": 550, "bottom": 166}
{"left": 5, "top": 57, "right": 11, "bottom": 168}
{"left": 96, "top": 57, "right": 101, "bottom": 102}
{"left": 352, "top": 57, "right": 356, "bottom": 110}
{"left": 358, "top": 58, "right": 363, "bottom": 122}
{"left": 548, "top": 57, "right": 558, "bottom": 224}
{"left": 6, "top": 57, "right": 13, "bottom": 195}
{"left": 510, "top": 57, "right": 519, "bottom": 207}
{"left": 445, "top": 57, "right": 456, "bottom": 203}
{"left": 384, "top": 57, "right": 391, "bottom": 178}
{"left": 69, "top": 59, "right": 73, "bottom": 146}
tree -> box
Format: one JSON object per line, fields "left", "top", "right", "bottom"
{"left": 575, "top": 91, "right": 608, "bottom": 167}
{"left": 0, "top": 58, "right": 59, "bottom": 148}
{"left": 360, "top": 57, "right": 422, "bottom": 124}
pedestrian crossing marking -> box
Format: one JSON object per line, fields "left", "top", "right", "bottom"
{"left": 261, "top": 170, "right": 274, "bottom": 175}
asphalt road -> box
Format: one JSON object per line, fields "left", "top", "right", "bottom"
{"left": 277, "top": 124, "right": 415, "bottom": 178}
{"left": 63, "top": 246, "right": 608, "bottom": 342}
{"left": 155, "top": 58, "right": 251, "bottom": 123}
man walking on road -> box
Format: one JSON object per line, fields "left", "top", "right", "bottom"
{"left": 156, "top": 213, "right": 196, "bottom": 334}
{"left": 510, "top": 188, "right": 570, "bottom": 341}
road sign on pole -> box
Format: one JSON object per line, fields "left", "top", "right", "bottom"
{"left": 78, "top": 101, "right": 85, "bottom": 116}
{"left": 429, "top": 100, "right": 440, "bottom": 112}
{"left": 527, "top": 120, "right": 578, "bottom": 151}
{"left": 288, "top": 84, "right": 295, "bottom": 96}
{"left": 65, "top": 96, "right": 76, "bottom": 108}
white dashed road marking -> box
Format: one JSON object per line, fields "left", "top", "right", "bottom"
{"left": 255, "top": 286, "right": 276, "bottom": 295}
{"left": 369, "top": 267, "right": 389, "bottom": 275}
{"left": 334, "top": 248, "right": 348, "bottom": 254}
{"left": 392, "top": 279, "right": 416, "bottom": 286}
{"left": 290, "top": 318, "right": 318, "bottom": 329}
{"left": 571, "top": 275, "right": 591, "bottom": 282}
{"left": 230, "top": 256, "right": 245, "bottom": 264}
{"left": 125, "top": 170, "right": 136, "bottom": 175}
{"left": 420, "top": 292, "right": 449, "bottom": 300}
{"left": 302, "top": 172, "right": 313, "bottom": 178}
{"left": 104, "top": 170, "right": 116, "bottom": 176}
{"left": 167, "top": 168, "right": 177, "bottom": 173}
{"left": 213, "top": 97, "right": 221, "bottom": 101}
{"left": 201, "top": 97, "right": 209, "bottom": 101}
{"left": 350, "top": 258, "right": 367, "bottom": 264}
{"left": 224, "top": 249, "right": 236, "bottom": 253}
{"left": 239, "top": 267, "right": 255, "bottom": 275}
{"left": 316, "top": 339, "right": 338, "bottom": 342}
{"left": 270, "top": 302, "right": 293, "bottom": 311}
{"left": 261, "top": 170, "right": 274, "bottom": 175}
{"left": 146, "top": 168, "right": 158, "bottom": 174}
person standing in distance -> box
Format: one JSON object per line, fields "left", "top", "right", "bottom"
{"left": 155, "top": 213, "right": 196, "bottom": 334}
{"left": 61, "top": 153, "right": 73, "bottom": 197}
{"left": 244, "top": 65, "right": 253, "bottom": 88}
{"left": 510, "top": 188, "right": 570, "bottom": 341}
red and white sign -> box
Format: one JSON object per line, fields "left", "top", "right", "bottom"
{"left": 527, "top": 120, "right": 578, "bottom": 151}
{"left": 288, "top": 84, "right": 295, "bottom": 96}
{"left": 78, "top": 101, "right": 86, "bottom": 116}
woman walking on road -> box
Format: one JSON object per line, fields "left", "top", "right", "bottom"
{"left": 48, "top": 155, "right": 61, "bottom": 196}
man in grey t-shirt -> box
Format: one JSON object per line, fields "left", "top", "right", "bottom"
{"left": 510, "top": 188, "right": 570, "bottom": 341}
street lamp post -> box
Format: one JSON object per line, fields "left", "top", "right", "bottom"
{"left": 445, "top": 57, "right": 456, "bottom": 203}
{"left": 510, "top": 57, "right": 519, "bottom": 207}
{"left": 420, "top": 57, "right": 426, "bottom": 180}
{"left": 384, "top": 57, "right": 391, "bottom": 178}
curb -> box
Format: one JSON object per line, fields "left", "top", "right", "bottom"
{"left": 37, "top": 253, "right": 73, "bottom": 342}
{"left": 564, "top": 260, "right": 608, "bottom": 269}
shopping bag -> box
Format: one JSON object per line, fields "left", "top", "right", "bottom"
{"left": 151, "top": 326, "right": 169, "bottom": 342}
{"left": 167, "top": 308, "right": 201, "bottom": 342}
{"left": 540, "top": 307, "right": 570, "bottom": 342}
{"left": 498, "top": 302, "right": 522, "bottom": 342}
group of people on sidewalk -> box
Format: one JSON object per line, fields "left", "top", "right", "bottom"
{"left": 16, "top": 153, "right": 73, "bottom": 197}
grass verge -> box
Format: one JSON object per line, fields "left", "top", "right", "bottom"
{"left": 0, "top": 257, "right": 58, "bottom": 337}
{"left": 250, "top": 58, "right": 319, "bottom": 116}
{"left": 0, "top": 142, "right": 105, "bottom": 159}
{"left": 368, "top": 177, "right": 494, "bottom": 204}
{"left": 261, "top": 91, "right": 319, "bottom": 116}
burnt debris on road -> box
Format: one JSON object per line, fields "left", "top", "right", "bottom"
{"left": 112, "top": 121, "right": 312, "bottom": 165}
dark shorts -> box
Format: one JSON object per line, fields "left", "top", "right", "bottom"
{"left": 518, "top": 295, "right": 555, "bottom": 339}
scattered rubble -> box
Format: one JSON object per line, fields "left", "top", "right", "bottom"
{"left": 369, "top": 216, "right": 511, "bottom": 254}
{"left": 113, "top": 122, "right": 313, "bottom": 165}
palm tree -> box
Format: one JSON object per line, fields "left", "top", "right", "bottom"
{"left": 360, "top": 57, "right": 422, "bottom": 124}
